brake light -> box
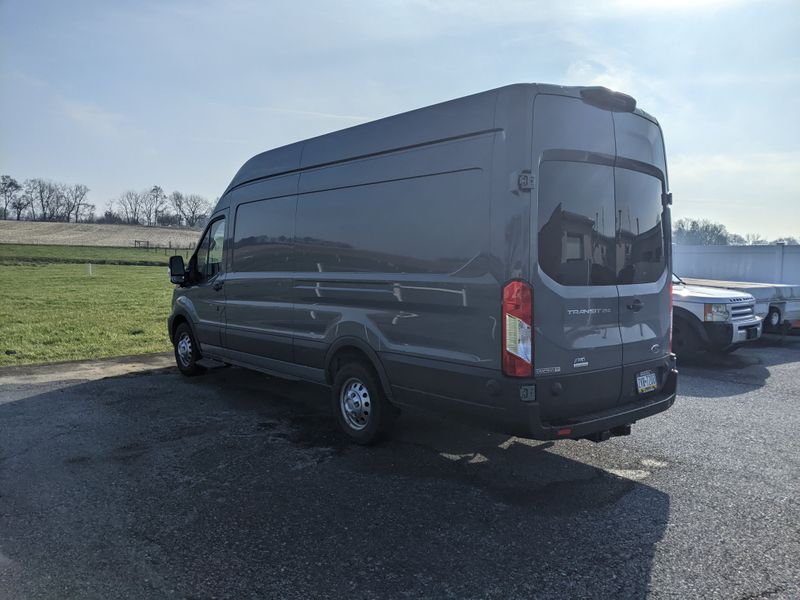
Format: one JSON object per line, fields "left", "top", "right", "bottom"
{"left": 502, "top": 280, "right": 533, "bottom": 377}
{"left": 668, "top": 280, "right": 673, "bottom": 353}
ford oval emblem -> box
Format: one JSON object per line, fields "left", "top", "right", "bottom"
{"left": 651, "top": 344, "right": 661, "bottom": 354}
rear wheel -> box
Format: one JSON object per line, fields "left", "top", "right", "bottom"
{"left": 173, "top": 322, "right": 206, "bottom": 377}
{"left": 765, "top": 308, "right": 782, "bottom": 332}
{"left": 331, "top": 361, "right": 395, "bottom": 444}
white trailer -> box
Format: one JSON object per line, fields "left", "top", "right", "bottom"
{"left": 681, "top": 277, "right": 800, "bottom": 331}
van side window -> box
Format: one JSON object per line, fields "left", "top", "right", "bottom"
{"left": 295, "top": 170, "right": 486, "bottom": 274}
{"left": 232, "top": 196, "right": 296, "bottom": 272}
{"left": 538, "top": 161, "right": 616, "bottom": 286}
{"left": 206, "top": 219, "right": 226, "bottom": 278}
{"left": 615, "top": 169, "right": 666, "bottom": 284}
{"left": 194, "top": 218, "right": 225, "bottom": 281}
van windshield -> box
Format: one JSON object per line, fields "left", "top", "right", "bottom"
{"left": 537, "top": 161, "right": 666, "bottom": 286}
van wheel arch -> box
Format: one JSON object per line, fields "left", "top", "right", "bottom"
{"left": 324, "top": 338, "right": 394, "bottom": 403}
{"left": 170, "top": 313, "right": 191, "bottom": 342}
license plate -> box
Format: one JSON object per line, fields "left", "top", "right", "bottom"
{"left": 746, "top": 327, "right": 758, "bottom": 340}
{"left": 636, "top": 370, "right": 658, "bottom": 394}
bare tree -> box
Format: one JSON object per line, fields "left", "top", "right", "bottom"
{"left": 673, "top": 219, "right": 731, "bottom": 245}
{"left": 97, "top": 206, "right": 124, "bottom": 224}
{"left": 52, "top": 183, "right": 71, "bottom": 222}
{"left": 10, "top": 194, "right": 31, "bottom": 220}
{"left": 51, "top": 182, "right": 68, "bottom": 221}
{"left": 157, "top": 211, "right": 181, "bottom": 227}
{"left": 23, "top": 179, "right": 64, "bottom": 221}
{"left": 728, "top": 233, "right": 746, "bottom": 245}
{"left": 60, "top": 183, "right": 91, "bottom": 222}
{"left": 170, "top": 191, "right": 211, "bottom": 228}
{"left": 169, "top": 191, "right": 185, "bottom": 224}
{"left": 743, "top": 233, "right": 768, "bottom": 245}
{"left": 79, "top": 203, "right": 96, "bottom": 223}
{"left": 141, "top": 185, "right": 168, "bottom": 226}
{"left": 1, "top": 175, "right": 21, "bottom": 220}
{"left": 771, "top": 236, "right": 799, "bottom": 245}
{"left": 117, "top": 190, "right": 144, "bottom": 224}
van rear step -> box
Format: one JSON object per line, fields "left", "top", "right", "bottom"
{"left": 580, "top": 424, "right": 632, "bottom": 443}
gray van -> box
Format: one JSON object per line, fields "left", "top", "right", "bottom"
{"left": 168, "top": 83, "right": 678, "bottom": 444}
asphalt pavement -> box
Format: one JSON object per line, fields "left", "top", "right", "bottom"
{"left": 1, "top": 337, "right": 798, "bottom": 599}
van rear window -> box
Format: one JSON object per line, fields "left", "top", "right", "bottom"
{"left": 614, "top": 168, "right": 666, "bottom": 284}
{"left": 538, "top": 161, "right": 666, "bottom": 286}
{"left": 538, "top": 161, "right": 616, "bottom": 286}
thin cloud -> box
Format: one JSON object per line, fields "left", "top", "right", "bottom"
{"left": 255, "top": 106, "right": 374, "bottom": 122}
{"left": 407, "top": 0, "right": 751, "bottom": 23}
{"left": 670, "top": 152, "right": 800, "bottom": 202}
{"left": 58, "top": 99, "right": 124, "bottom": 137}
{"left": 670, "top": 152, "right": 799, "bottom": 229}
{"left": 671, "top": 151, "right": 800, "bottom": 178}
{"left": 610, "top": 0, "right": 751, "bottom": 11}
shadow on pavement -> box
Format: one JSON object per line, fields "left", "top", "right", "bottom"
{"left": 676, "top": 335, "right": 800, "bottom": 397}
{"left": 0, "top": 366, "right": 670, "bottom": 599}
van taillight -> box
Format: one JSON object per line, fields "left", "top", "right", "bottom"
{"left": 668, "top": 280, "right": 673, "bottom": 353}
{"left": 502, "top": 280, "right": 533, "bottom": 377}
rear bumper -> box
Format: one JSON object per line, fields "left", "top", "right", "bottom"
{"left": 382, "top": 352, "right": 678, "bottom": 441}
{"left": 500, "top": 354, "right": 677, "bottom": 440}
{"left": 524, "top": 367, "right": 677, "bottom": 440}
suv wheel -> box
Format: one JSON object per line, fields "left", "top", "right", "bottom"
{"left": 331, "top": 361, "right": 395, "bottom": 444}
{"left": 765, "top": 308, "right": 782, "bottom": 331}
{"left": 173, "top": 322, "right": 206, "bottom": 377}
{"left": 672, "top": 317, "right": 701, "bottom": 361}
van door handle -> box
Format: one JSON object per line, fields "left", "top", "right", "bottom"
{"left": 626, "top": 299, "right": 644, "bottom": 312}
{"left": 213, "top": 281, "right": 224, "bottom": 292}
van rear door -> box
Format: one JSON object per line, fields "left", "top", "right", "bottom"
{"left": 532, "top": 95, "right": 623, "bottom": 420}
{"left": 613, "top": 113, "right": 671, "bottom": 404}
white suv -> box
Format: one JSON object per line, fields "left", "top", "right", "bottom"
{"left": 672, "top": 274, "right": 763, "bottom": 357}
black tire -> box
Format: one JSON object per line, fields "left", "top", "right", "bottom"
{"left": 765, "top": 308, "right": 782, "bottom": 332}
{"left": 719, "top": 345, "right": 739, "bottom": 355}
{"left": 331, "top": 361, "right": 395, "bottom": 445}
{"left": 672, "top": 317, "right": 702, "bottom": 361}
{"left": 173, "top": 322, "right": 206, "bottom": 377}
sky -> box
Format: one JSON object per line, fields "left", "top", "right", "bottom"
{"left": 1, "top": 0, "right": 798, "bottom": 238}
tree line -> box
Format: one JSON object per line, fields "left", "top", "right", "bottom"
{"left": 2, "top": 174, "right": 796, "bottom": 242}
{"left": 0, "top": 175, "right": 213, "bottom": 229}
{"left": 673, "top": 219, "right": 798, "bottom": 246}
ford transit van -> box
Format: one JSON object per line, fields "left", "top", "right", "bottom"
{"left": 168, "top": 83, "right": 678, "bottom": 444}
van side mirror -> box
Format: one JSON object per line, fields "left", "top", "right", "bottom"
{"left": 169, "top": 255, "right": 186, "bottom": 285}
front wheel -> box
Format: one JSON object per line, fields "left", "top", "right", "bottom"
{"left": 173, "top": 322, "right": 206, "bottom": 377}
{"left": 331, "top": 361, "right": 395, "bottom": 445}
{"left": 672, "top": 317, "right": 702, "bottom": 361}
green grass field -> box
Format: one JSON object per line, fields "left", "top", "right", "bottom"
{"left": 0, "top": 263, "right": 175, "bottom": 366}
{"left": 0, "top": 243, "right": 193, "bottom": 266}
